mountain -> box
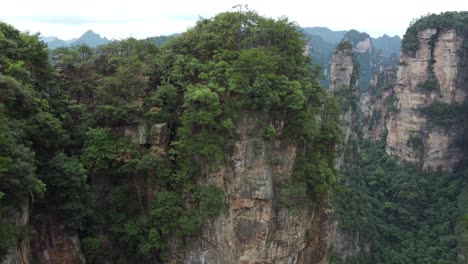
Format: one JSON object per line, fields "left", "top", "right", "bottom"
{"left": 372, "top": 34, "right": 401, "bottom": 57}
{"left": 74, "top": 30, "right": 109, "bottom": 47}
{"left": 304, "top": 27, "right": 401, "bottom": 93}
{"left": 41, "top": 30, "right": 109, "bottom": 49}
{"left": 303, "top": 26, "right": 347, "bottom": 44}
{"left": 44, "top": 37, "right": 67, "bottom": 49}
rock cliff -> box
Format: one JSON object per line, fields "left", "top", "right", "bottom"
{"left": 386, "top": 28, "right": 468, "bottom": 170}
{"left": 328, "top": 42, "right": 367, "bottom": 262}
{"left": 360, "top": 65, "right": 397, "bottom": 142}
{"left": 180, "top": 112, "right": 331, "bottom": 264}
{"left": 330, "top": 42, "right": 359, "bottom": 169}
{"left": 30, "top": 215, "right": 85, "bottom": 264}
{"left": 1, "top": 204, "right": 31, "bottom": 264}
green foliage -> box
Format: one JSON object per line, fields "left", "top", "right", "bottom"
{"left": 278, "top": 181, "right": 309, "bottom": 208}
{"left": 0, "top": 23, "right": 60, "bottom": 261}
{"left": 402, "top": 12, "right": 468, "bottom": 53}
{"left": 333, "top": 142, "right": 467, "bottom": 263}
{"left": 82, "top": 128, "right": 137, "bottom": 176}
{"left": 0, "top": 216, "right": 16, "bottom": 259}
{"left": 343, "top": 30, "right": 370, "bottom": 45}
{"left": 456, "top": 186, "right": 468, "bottom": 263}
{"left": 419, "top": 101, "right": 468, "bottom": 127}
{"left": 81, "top": 237, "right": 101, "bottom": 264}
{"left": 417, "top": 75, "right": 439, "bottom": 91}
{"left": 40, "top": 153, "right": 92, "bottom": 230}
{"left": 373, "top": 81, "right": 394, "bottom": 98}
{"left": 283, "top": 95, "right": 342, "bottom": 207}
{"left": 263, "top": 124, "right": 277, "bottom": 140}
{"left": 335, "top": 41, "right": 353, "bottom": 53}
{"left": 178, "top": 86, "right": 224, "bottom": 162}
{"left": 197, "top": 185, "right": 226, "bottom": 218}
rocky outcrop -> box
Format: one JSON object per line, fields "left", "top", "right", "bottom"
{"left": 386, "top": 28, "right": 467, "bottom": 171}
{"left": 330, "top": 45, "right": 355, "bottom": 93}
{"left": 328, "top": 43, "right": 366, "bottom": 262}
{"left": 355, "top": 37, "right": 372, "bottom": 53}
{"left": 179, "top": 112, "right": 331, "bottom": 264}
{"left": 111, "top": 122, "right": 168, "bottom": 155}
{"left": 330, "top": 43, "right": 359, "bottom": 169}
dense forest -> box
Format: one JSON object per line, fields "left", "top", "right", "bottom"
{"left": 1, "top": 9, "right": 467, "bottom": 264}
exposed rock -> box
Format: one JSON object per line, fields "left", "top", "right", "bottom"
{"left": 330, "top": 43, "right": 359, "bottom": 169}
{"left": 355, "top": 37, "right": 372, "bottom": 53}
{"left": 178, "top": 112, "right": 330, "bottom": 264}
{"left": 360, "top": 66, "right": 397, "bottom": 142}
{"left": 1, "top": 203, "right": 31, "bottom": 264}
{"left": 111, "top": 122, "right": 168, "bottom": 152}
{"left": 386, "top": 28, "right": 467, "bottom": 171}
{"left": 328, "top": 43, "right": 365, "bottom": 262}
{"left": 330, "top": 46, "right": 355, "bottom": 93}
{"left": 30, "top": 215, "right": 85, "bottom": 264}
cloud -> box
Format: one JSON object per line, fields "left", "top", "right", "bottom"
{"left": 1, "top": 0, "right": 467, "bottom": 39}
{"left": 10, "top": 16, "right": 134, "bottom": 25}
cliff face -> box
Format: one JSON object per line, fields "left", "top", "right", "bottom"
{"left": 180, "top": 112, "right": 331, "bottom": 264}
{"left": 30, "top": 215, "right": 85, "bottom": 264}
{"left": 328, "top": 43, "right": 369, "bottom": 262}
{"left": 330, "top": 44, "right": 359, "bottom": 169}
{"left": 1, "top": 210, "right": 85, "bottom": 264}
{"left": 386, "top": 28, "right": 467, "bottom": 170}
{"left": 360, "top": 66, "right": 397, "bottom": 142}
{"left": 330, "top": 46, "right": 355, "bottom": 92}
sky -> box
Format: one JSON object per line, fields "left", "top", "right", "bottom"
{"left": 1, "top": 0, "right": 467, "bottom": 40}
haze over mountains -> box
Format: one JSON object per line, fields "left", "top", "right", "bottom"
{"left": 41, "top": 30, "right": 110, "bottom": 49}
{"left": 42, "top": 27, "right": 401, "bottom": 54}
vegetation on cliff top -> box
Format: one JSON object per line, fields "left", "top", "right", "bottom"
{"left": 402, "top": 11, "right": 468, "bottom": 52}
{"left": 0, "top": 9, "right": 341, "bottom": 263}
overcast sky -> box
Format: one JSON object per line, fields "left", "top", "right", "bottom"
{"left": 1, "top": 0, "right": 467, "bottom": 40}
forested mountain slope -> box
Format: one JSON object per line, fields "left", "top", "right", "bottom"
{"left": 1, "top": 11, "right": 341, "bottom": 263}
{"left": 1, "top": 10, "right": 467, "bottom": 264}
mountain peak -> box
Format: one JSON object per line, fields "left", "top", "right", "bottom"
{"left": 42, "top": 30, "right": 109, "bottom": 49}
{"left": 74, "top": 30, "right": 109, "bottom": 47}
{"left": 81, "top": 30, "right": 99, "bottom": 37}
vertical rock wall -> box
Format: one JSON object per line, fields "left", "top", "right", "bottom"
{"left": 180, "top": 112, "right": 331, "bottom": 264}
{"left": 386, "top": 28, "right": 467, "bottom": 170}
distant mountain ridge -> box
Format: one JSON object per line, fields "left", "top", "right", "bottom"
{"left": 303, "top": 27, "right": 348, "bottom": 44}
{"left": 303, "top": 27, "right": 401, "bottom": 91}
{"left": 41, "top": 30, "right": 109, "bottom": 49}
{"left": 303, "top": 27, "right": 401, "bottom": 57}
